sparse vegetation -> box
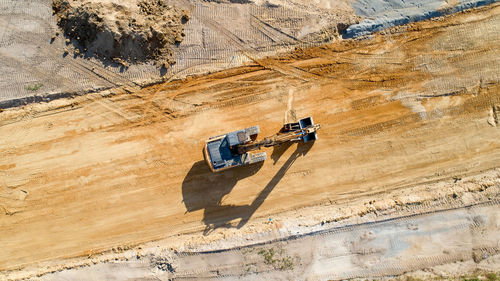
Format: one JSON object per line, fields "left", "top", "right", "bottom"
{"left": 486, "top": 273, "right": 499, "bottom": 281}
{"left": 280, "top": 256, "right": 294, "bottom": 270}
{"left": 25, "top": 83, "right": 43, "bottom": 91}
{"left": 258, "top": 248, "right": 276, "bottom": 265}
{"left": 257, "top": 247, "right": 294, "bottom": 270}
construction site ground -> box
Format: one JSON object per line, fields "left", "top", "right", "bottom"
{"left": 0, "top": 0, "right": 355, "bottom": 105}
{"left": 1, "top": 2, "right": 500, "bottom": 280}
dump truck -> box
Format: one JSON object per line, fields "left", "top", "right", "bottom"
{"left": 204, "top": 117, "right": 320, "bottom": 172}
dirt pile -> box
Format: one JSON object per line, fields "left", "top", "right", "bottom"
{"left": 52, "top": 0, "right": 190, "bottom": 68}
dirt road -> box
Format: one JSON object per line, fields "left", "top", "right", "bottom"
{"left": 1, "top": 4, "right": 500, "bottom": 273}
{"left": 42, "top": 201, "right": 499, "bottom": 280}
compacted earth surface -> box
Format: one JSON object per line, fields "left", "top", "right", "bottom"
{"left": 1, "top": 1, "right": 499, "bottom": 280}
{"left": 0, "top": 0, "right": 358, "bottom": 104}
{"left": 52, "top": 0, "right": 190, "bottom": 68}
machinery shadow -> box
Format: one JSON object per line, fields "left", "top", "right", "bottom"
{"left": 182, "top": 160, "right": 264, "bottom": 219}
{"left": 181, "top": 141, "right": 314, "bottom": 235}
{"left": 270, "top": 142, "right": 294, "bottom": 164}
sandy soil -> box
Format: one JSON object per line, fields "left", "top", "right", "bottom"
{"left": 1, "top": 3, "right": 500, "bottom": 280}
{"left": 36, "top": 201, "right": 500, "bottom": 280}
{"left": 344, "top": 0, "right": 499, "bottom": 38}
{"left": 0, "top": 0, "right": 356, "bottom": 104}
{"left": 52, "top": 0, "right": 190, "bottom": 68}
{"left": 0, "top": 0, "right": 492, "bottom": 105}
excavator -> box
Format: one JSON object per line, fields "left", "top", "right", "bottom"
{"left": 204, "top": 117, "right": 320, "bottom": 172}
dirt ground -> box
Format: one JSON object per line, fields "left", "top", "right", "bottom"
{"left": 1, "top": 3, "right": 500, "bottom": 280}
{"left": 0, "top": 0, "right": 356, "bottom": 105}
{"left": 36, "top": 201, "right": 500, "bottom": 280}
{"left": 52, "top": 0, "right": 190, "bottom": 68}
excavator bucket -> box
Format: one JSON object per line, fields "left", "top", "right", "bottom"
{"left": 299, "top": 117, "right": 318, "bottom": 142}
{"left": 282, "top": 116, "right": 318, "bottom": 143}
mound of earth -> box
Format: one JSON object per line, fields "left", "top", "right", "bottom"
{"left": 52, "top": 0, "right": 190, "bottom": 68}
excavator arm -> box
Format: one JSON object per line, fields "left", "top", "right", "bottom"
{"left": 237, "top": 124, "right": 320, "bottom": 154}
{"left": 205, "top": 116, "right": 319, "bottom": 172}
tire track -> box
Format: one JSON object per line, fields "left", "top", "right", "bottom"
{"left": 172, "top": 199, "right": 500, "bottom": 279}
{"left": 0, "top": 11, "right": 138, "bottom": 90}
{"left": 250, "top": 14, "right": 298, "bottom": 45}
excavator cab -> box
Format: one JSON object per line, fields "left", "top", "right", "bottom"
{"left": 204, "top": 126, "right": 267, "bottom": 172}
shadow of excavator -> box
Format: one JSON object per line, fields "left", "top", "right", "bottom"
{"left": 182, "top": 141, "right": 314, "bottom": 235}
